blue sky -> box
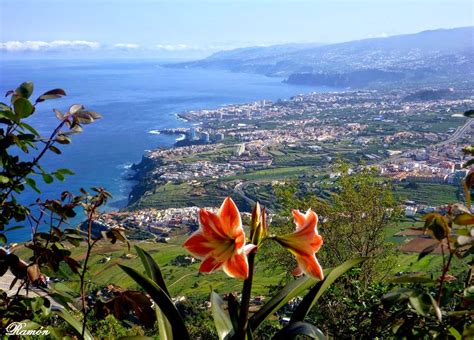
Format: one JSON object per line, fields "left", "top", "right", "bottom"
{"left": 1, "top": 0, "right": 473, "bottom": 58}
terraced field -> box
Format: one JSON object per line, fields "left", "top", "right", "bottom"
{"left": 393, "top": 183, "right": 460, "bottom": 206}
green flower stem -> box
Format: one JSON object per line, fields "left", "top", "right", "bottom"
{"left": 235, "top": 250, "right": 256, "bottom": 340}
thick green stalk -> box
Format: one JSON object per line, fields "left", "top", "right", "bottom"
{"left": 235, "top": 251, "right": 256, "bottom": 340}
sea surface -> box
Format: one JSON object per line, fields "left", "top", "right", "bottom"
{"left": 1, "top": 59, "right": 333, "bottom": 242}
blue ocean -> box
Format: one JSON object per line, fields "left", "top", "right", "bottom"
{"left": 1, "top": 59, "right": 330, "bottom": 242}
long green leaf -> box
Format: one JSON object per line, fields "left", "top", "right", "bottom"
{"left": 119, "top": 265, "right": 189, "bottom": 340}
{"left": 156, "top": 307, "right": 173, "bottom": 340}
{"left": 273, "top": 321, "right": 325, "bottom": 340}
{"left": 448, "top": 326, "right": 462, "bottom": 340}
{"left": 290, "top": 257, "right": 367, "bottom": 323}
{"left": 56, "top": 309, "right": 93, "bottom": 340}
{"left": 133, "top": 246, "right": 173, "bottom": 339}
{"left": 134, "top": 245, "right": 170, "bottom": 297}
{"left": 227, "top": 293, "right": 240, "bottom": 332}
{"left": 211, "top": 291, "right": 234, "bottom": 340}
{"left": 248, "top": 275, "right": 317, "bottom": 332}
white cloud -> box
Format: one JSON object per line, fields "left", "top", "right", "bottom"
{"left": 114, "top": 43, "right": 140, "bottom": 49}
{"left": 0, "top": 40, "right": 272, "bottom": 55}
{"left": 154, "top": 43, "right": 196, "bottom": 51}
{"left": 0, "top": 40, "right": 101, "bottom": 52}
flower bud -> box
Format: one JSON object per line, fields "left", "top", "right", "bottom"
{"left": 250, "top": 202, "right": 267, "bottom": 245}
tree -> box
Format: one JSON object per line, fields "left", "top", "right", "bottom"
{"left": 269, "top": 162, "right": 400, "bottom": 283}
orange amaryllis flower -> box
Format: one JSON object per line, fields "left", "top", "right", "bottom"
{"left": 274, "top": 209, "right": 324, "bottom": 280}
{"left": 183, "top": 197, "right": 254, "bottom": 280}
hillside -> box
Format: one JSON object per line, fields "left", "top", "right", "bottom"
{"left": 168, "top": 27, "right": 474, "bottom": 87}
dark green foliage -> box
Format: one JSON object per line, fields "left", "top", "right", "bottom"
{"left": 289, "top": 258, "right": 367, "bottom": 323}
{"left": 273, "top": 321, "right": 325, "bottom": 340}
{"left": 306, "top": 273, "right": 393, "bottom": 338}
{"left": 179, "top": 298, "right": 218, "bottom": 340}
{"left": 248, "top": 275, "right": 317, "bottom": 333}
{"left": 0, "top": 292, "right": 51, "bottom": 326}
{"left": 91, "top": 315, "right": 148, "bottom": 339}
{"left": 252, "top": 320, "right": 281, "bottom": 340}
{"left": 381, "top": 279, "right": 473, "bottom": 338}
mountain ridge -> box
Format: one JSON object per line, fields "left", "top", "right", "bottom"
{"left": 167, "top": 27, "right": 474, "bottom": 87}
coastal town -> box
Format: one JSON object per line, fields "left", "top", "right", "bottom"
{"left": 97, "top": 87, "right": 473, "bottom": 242}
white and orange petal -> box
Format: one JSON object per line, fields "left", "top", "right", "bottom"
{"left": 183, "top": 232, "right": 213, "bottom": 258}
{"left": 292, "top": 209, "right": 319, "bottom": 234}
{"left": 218, "top": 197, "right": 242, "bottom": 236}
{"left": 183, "top": 197, "right": 250, "bottom": 280}
{"left": 223, "top": 252, "right": 249, "bottom": 280}
{"left": 199, "top": 209, "right": 227, "bottom": 240}
{"left": 199, "top": 256, "right": 224, "bottom": 273}
{"left": 294, "top": 253, "right": 324, "bottom": 281}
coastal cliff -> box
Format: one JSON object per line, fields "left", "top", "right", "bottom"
{"left": 128, "top": 155, "right": 164, "bottom": 205}
{"left": 285, "top": 69, "right": 405, "bottom": 88}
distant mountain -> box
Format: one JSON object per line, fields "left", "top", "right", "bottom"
{"left": 168, "top": 27, "right": 474, "bottom": 87}
{"left": 206, "top": 43, "right": 326, "bottom": 62}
